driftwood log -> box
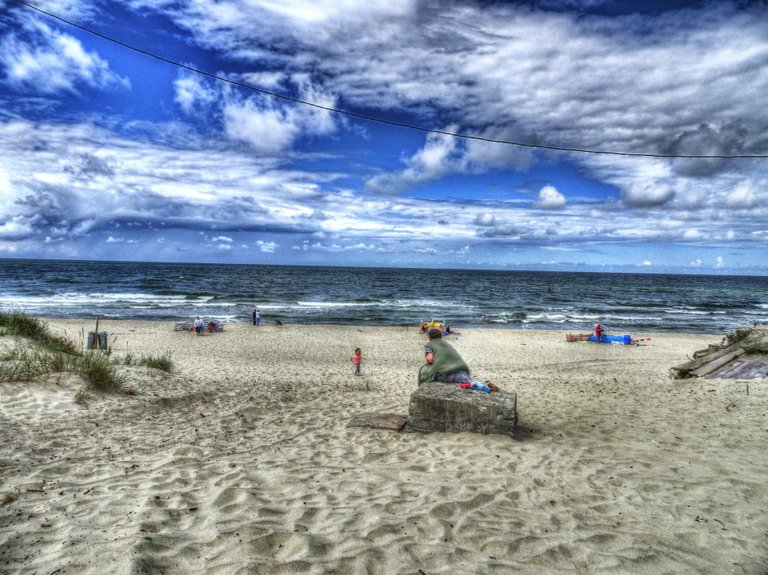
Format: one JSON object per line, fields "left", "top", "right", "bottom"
{"left": 670, "top": 327, "right": 768, "bottom": 379}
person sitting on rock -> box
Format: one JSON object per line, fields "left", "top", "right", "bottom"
{"left": 418, "top": 328, "right": 471, "bottom": 386}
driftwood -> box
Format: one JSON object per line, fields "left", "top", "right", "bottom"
{"left": 671, "top": 327, "right": 768, "bottom": 379}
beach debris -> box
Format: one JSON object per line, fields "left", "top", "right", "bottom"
{"left": 347, "top": 412, "right": 407, "bottom": 431}
{"left": 566, "top": 333, "right": 650, "bottom": 345}
{"left": 670, "top": 327, "right": 768, "bottom": 379}
{"left": 406, "top": 381, "right": 517, "bottom": 436}
{"left": 566, "top": 333, "right": 591, "bottom": 342}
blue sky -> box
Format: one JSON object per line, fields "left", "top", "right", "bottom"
{"left": 1, "top": 0, "right": 767, "bottom": 274}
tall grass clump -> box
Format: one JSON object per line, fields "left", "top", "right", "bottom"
{"left": 0, "top": 310, "right": 77, "bottom": 355}
{"left": 117, "top": 349, "right": 174, "bottom": 373}
{"left": 80, "top": 352, "right": 127, "bottom": 392}
{"left": 0, "top": 311, "right": 127, "bottom": 397}
{"left": 138, "top": 352, "right": 174, "bottom": 373}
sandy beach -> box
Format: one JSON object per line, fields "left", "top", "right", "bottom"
{"left": 1, "top": 319, "right": 766, "bottom": 574}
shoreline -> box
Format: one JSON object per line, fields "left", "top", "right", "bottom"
{"left": 39, "top": 314, "right": 737, "bottom": 335}
{"left": 1, "top": 319, "right": 766, "bottom": 573}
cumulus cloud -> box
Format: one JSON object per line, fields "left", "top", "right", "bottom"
{"left": 621, "top": 180, "right": 675, "bottom": 208}
{"left": 726, "top": 180, "right": 761, "bottom": 209}
{"left": 474, "top": 213, "right": 496, "bottom": 227}
{"left": 366, "top": 127, "right": 535, "bottom": 196}
{"left": 172, "top": 70, "right": 339, "bottom": 154}
{"left": 666, "top": 120, "right": 748, "bottom": 177}
{"left": 174, "top": 74, "right": 218, "bottom": 115}
{"left": 0, "top": 18, "right": 128, "bottom": 95}
{"left": 256, "top": 240, "right": 277, "bottom": 253}
{"left": 366, "top": 130, "right": 461, "bottom": 195}
{"left": 535, "top": 185, "right": 566, "bottom": 209}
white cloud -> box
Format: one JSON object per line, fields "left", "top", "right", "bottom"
{"left": 224, "top": 101, "right": 299, "bottom": 155}
{"left": 256, "top": 240, "right": 277, "bottom": 253}
{"left": 535, "top": 185, "right": 566, "bottom": 209}
{"left": 474, "top": 213, "right": 496, "bottom": 227}
{"left": 726, "top": 180, "right": 761, "bottom": 209}
{"left": 683, "top": 229, "right": 703, "bottom": 240}
{"left": 621, "top": 180, "right": 675, "bottom": 208}
{"left": 0, "top": 20, "right": 128, "bottom": 94}
{"left": 366, "top": 129, "right": 460, "bottom": 195}
{"left": 174, "top": 74, "right": 218, "bottom": 114}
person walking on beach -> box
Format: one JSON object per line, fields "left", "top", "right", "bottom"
{"left": 194, "top": 316, "right": 205, "bottom": 335}
{"left": 418, "top": 328, "right": 471, "bottom": 386}
{"left": 352, "top": 347, "right": 362, "bottom": 376}
{"left": 252, "top": 306, "right": 261, "bottom": 326}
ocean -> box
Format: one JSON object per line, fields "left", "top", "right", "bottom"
{"left": 1, "top": 259, "right": 766, "bottom": 334}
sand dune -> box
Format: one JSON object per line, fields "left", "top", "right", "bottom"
{"left": 0, "top": 320, "right": 766, "bottom": 574}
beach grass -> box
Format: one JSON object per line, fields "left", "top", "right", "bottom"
{"left": 120, "top": 350, "right": 174, "bottom": 373}
{"left": 0, "top": 309, "right": 78, "bottom": 354}
{"left": 0, "top": 311, "right": 172, "bottom": 398}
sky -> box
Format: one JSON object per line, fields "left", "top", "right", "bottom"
{"left": 0, "top": 0, "right": 767, "bottom": 274}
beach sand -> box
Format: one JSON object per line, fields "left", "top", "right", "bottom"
{"left": 1, "top": 320, "right": 766, "bottom": 574}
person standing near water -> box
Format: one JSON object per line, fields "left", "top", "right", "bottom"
{"left": 252, "top": 306, "right": 261, "bottom": 326}
{"left": 352, "top": 347, "right": 362, "bottom": 376}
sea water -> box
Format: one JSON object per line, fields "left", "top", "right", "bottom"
{"left": 0, "top": 259, "right": 766, "bottom": 334}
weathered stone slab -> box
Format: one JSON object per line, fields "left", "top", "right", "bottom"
{"left": 406, "top": 381, "right": 517, "bottom": 436}
{"left": 348, "top": 412, "right": 407, "bottom": 431}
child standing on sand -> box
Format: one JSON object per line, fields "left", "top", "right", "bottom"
{"left": 352, "top": 347, "right": 362, "bottom": 376}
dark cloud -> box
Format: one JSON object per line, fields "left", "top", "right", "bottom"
{"left": 664, "top": 120, "right": 748, "bottom": 177}
{"left": 64, "top": 154, "right": 116, "bottom": 178}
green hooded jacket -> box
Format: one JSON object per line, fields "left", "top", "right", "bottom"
{"left": 418, "top": 337, "right": 470, "bottom": 386}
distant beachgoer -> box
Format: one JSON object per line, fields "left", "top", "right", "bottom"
{"left": 194, "top": 316, "right": 204, "bottom": 335}
{"left": 418, "top": 328, "right": 471, "bottom": 386}
{"left": 252, "top": 306, "right": 261, "bottom": 326}
{"left": 352, "top": 347, "right": 362, "bottom": 376}
{"left": 595, "top": 323, "right": 603, "bottom": 342}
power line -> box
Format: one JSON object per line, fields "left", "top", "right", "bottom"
{"left": 12, "top": 0, "right": 768, "bottom": 159}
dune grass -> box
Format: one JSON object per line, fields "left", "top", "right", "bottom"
{"left": 0, "top": 311, "right": 173, "bottom": 400}
{"left": 120, "top": 351, "right": 174, "bottom": 373}
{"left": 0, "top": 310, "right": 78, "bottom": 354}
